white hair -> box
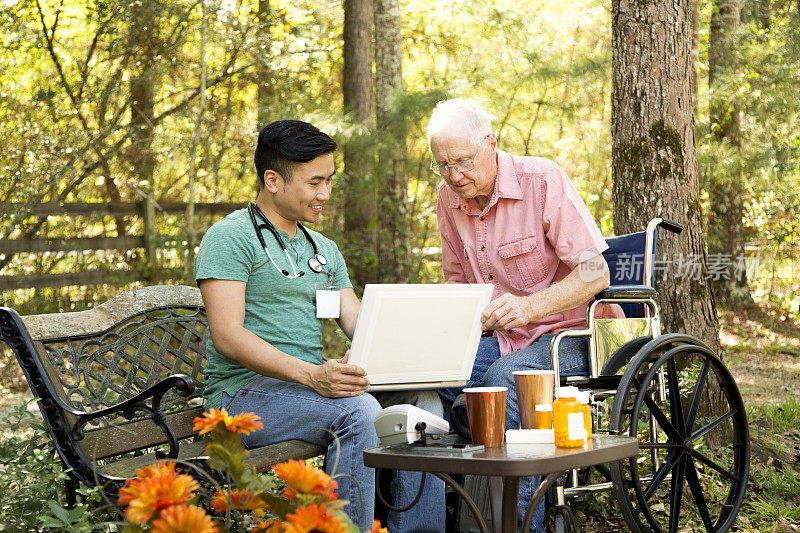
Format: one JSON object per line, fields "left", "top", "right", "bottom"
{"left": 426, "top": 98, "right": 494, "bottom": 148}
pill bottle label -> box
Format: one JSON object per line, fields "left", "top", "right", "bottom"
{"left": 567, "top": 412, "right": 585, "bottom": 441}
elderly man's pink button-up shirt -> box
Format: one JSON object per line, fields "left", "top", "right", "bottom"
{"left": 437, "top": 150, "right": 622, "bottom": 356}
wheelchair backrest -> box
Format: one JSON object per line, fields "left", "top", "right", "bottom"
{"left": 602, "top": 230, "right": 656, "bottom": 318}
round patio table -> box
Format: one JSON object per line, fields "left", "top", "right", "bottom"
{"left": 364, "top": 434, "right": 638, "bottom": 533}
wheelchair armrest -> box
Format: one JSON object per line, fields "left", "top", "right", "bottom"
{"left": 596, "top": 285, "right": 657, "bottom": 300}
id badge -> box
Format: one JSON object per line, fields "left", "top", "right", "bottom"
{"left": 315, "top": 281, "right": 340, "bottom": 319}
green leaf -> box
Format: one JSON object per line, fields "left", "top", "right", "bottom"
{"left": 46, "top": 501, "right": 69, "bottom": 524}
{"left": 259, "top": 491, "right": 295, "bottom": 520}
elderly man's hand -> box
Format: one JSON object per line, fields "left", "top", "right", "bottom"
{"left": 481, "top": 293, "right": 541, "bottom": 331}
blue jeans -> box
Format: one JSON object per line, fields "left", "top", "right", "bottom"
{"left": 438, "top": 334, "right": 589, "bottom": 532}
{"left": 222, "top": 377, "right": 445, "bottom": 533}
{"left": 374, "top": 390, "right": 446, "bottom": 533}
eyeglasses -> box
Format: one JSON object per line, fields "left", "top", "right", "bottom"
{"left": 430, "top": 135, "right": 489, "bottom": 177}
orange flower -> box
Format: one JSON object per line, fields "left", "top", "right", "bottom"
{"left": 274, "top": 459, "right": 338, "bottom": 499}
{"left": 371, "top": 519, "right": 390, "bottom": 533}
{"left": 252, "top": 518, "right": 283, "bottom": 533}
{"left": 118, "top": 462, "right": 199, "bottom": 524}
{"left": 283, "top": 503, "right": 349, "bottom": 533}
{"left": 150, "top": 504, "right": 219, "bottom": 533}
{"left": 211, "top": 488, "right": 268, "bottom": 517}
{"left": 194, "top": 408, "right": 264, "bottom": 435}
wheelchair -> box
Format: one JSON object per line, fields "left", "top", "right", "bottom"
{"left": 545, "top": 217, "right": 750, "bottom": 533}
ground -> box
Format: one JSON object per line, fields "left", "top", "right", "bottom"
{"left": 1, "top": 304, "right": 799, "bottom": 531}
{"left": 722, "top": 307, "right": 800, "bottom": 407}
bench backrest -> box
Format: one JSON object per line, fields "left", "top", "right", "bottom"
{"left": 0, "top": 286, "right": 208, "bottom": 469}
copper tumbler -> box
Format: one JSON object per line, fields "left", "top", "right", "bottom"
{"left": 463, "top": 386, "right": 507, "bottom": 447}
{"left": 513, "top": 370, "right": 555, "bottom": 429}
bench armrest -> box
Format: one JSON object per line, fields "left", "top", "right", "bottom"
{"left": 596, "top": 285, "right": 657, "bottom": 300}
{"left": 72, "top": 374, "right": 196, "bottom": 460}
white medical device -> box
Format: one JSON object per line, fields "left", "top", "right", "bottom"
{"left": 373, "top": 405, "right": 451, "bottom": 446}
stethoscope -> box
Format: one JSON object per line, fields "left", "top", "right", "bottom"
{"left": 248, "top": 202, "right": 328, "bottom": 279}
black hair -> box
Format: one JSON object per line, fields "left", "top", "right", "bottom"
{"left": 254, "top": 120, "right": 337, "bottom": 192}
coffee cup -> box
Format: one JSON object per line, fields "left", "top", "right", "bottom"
{"left": 463, "top": 386, "right": 507, "bottom": 447}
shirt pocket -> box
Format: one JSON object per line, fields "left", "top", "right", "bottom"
{"left": 498, "top": 236, "right": 547, "bottom": 290}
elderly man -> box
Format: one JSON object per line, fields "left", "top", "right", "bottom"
{"left": 428, "top": 98, "right": 621, "bottom": 531}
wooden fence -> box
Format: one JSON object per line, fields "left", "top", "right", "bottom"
{"left": 0, "top": 201, "right": 246, "bottom": 290}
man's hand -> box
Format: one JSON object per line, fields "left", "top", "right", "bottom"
{"left": 308, "top": 351, "right": 370, "bottom": 398}
{"left": 481, "top": 293, "right": 542, "bottom": 331}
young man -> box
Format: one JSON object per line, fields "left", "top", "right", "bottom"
{"left": 194, "top": 120, "right": 444, "bottom": 532}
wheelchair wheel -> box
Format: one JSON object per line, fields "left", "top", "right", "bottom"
{"left": 608, "top": 334, "right": 750, "bottom": 533}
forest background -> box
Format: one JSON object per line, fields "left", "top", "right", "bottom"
{"left": 1, "top": 0, "right": 797, "bottom": 319}
{"left": 1, "top": 0, "right": 800, "bottom": 530}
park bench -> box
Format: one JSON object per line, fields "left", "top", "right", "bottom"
{"left": 0, "top": 285, "right": 324, "bottom": 507}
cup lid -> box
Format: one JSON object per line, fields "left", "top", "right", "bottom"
{"left": 463, "top": 386, "right": 508, "bottom": 393}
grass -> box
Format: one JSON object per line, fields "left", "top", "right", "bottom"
{"left": 765, "top": 343, "right": 800, "bottom": 358}
{"left": 741, "top": 398, "right": 800, "bottom": 529}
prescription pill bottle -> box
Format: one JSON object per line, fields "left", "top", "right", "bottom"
{"left": 535, "top": 403, "right": 553, "bottom": 430}
{"left": 577, "top": 391, "right": 593, "bottom": 441}
{"left": 553, "top": 386, "right": 585, "bottom": 448}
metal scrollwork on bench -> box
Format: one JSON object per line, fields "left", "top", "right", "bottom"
{"left": 1, "top": 287, "right": 329, "bottom": 512}
{"left": 39, "top": 307, "right": 208, "bottom": 427}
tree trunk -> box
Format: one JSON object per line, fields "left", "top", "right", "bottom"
{"left": 101, "top": 161, "right": 127, "bottom": 237}
{"left": 759, "top": 0, "right": 771, "bottom": 29}
{"left": 707, "top": 0, "right": 752, "bottom": 307}
{"left": 374, "top": 0, "right": 407, "bottom": 283}
{"left": 342, "top": 0, "right": 376, "bottom": 288}
{"left": 186, "top": 0, "right": 207, "bottom": 280}
{"left": 256, "top": 0, "right": 274, "bottom": 127}
{"left": 611, "top": 0, "right": 722, "bottom": 353}
{"left": 692, "top": 0, "right": 700, "bottom": 108}
{"left": 128, "top": 0, "right": 158, "bottom": 281}
{"left": 128, "top": 1, "right": 157, "bottom": 189}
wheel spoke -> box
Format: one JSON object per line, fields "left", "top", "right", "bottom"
{"left": 666, "top": 357, "right": 686, "bottom": 437}
{"left": 691, "top": 448, "right": 737, "bottom": 482}
{"left": 643, "top": 450, "right": 679, "bottom": 503}
{"left": 685, "top": 458, "right": 716, "bottom": 531}
{"left": 691, "top": 410, "right": 736, "bottom": 443}
{"left": 639, "top": 442, "right": 683, "bottom": 449}
{"left": 668, "top": 455, "right": 686, "bottom": 533}
{"left": 643, "top": 393, "right": 682, "bottom": 440}
{"left": 684, "top": 357, "right": 711, "bottom": 433}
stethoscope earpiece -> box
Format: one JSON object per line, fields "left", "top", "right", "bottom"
{"left": 249, "top": 203, "right": 327, "bottom": 280}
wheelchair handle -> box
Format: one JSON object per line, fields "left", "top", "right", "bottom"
{"left": 658, "top": 219, "right": 683, "bottom": 234}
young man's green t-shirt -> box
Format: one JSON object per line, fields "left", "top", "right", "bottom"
{"left": 193, "top": 208, "right": 352, "bottom": 408}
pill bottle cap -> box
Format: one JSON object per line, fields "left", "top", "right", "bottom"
{"left": 535, "top": 403, "right": 553, "bottom": 412}
{"left": 554, "top": 386, "right": 580, "bottom": 399}
{"left": 577, "top": 391, "right": 591, "bottom": 404}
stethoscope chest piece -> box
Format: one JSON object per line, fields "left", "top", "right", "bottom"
{"left": 308, "top": 253, "right": 327, "bottom": 273}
